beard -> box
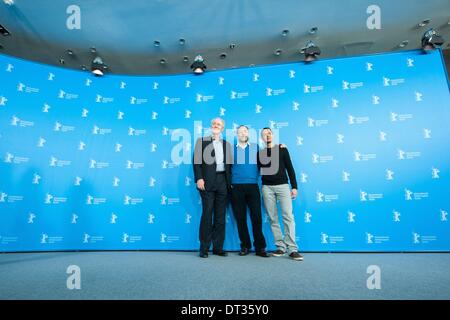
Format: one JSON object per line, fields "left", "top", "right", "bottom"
{"left": 240, "top": 136, "right": 249, "bottom": 143}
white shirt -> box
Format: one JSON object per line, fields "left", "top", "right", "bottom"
{"left": 236, "top": 142, "right": 250, "bottom": 149}
{"left": 213, "top": 138, "right": 225, "bottom": 172}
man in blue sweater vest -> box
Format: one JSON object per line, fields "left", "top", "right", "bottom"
{"left": 230, "top": 125, "right": 270, "bottom": 257}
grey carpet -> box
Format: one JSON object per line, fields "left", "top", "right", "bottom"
{"left": 0, "top": 252, "right": 449, "bottom": 300}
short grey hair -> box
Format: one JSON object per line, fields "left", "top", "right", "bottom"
{"left": 211, "top": 117, "right": 225, "bottom": 128}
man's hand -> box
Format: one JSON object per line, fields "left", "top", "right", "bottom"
{"left": 197, "top": 179, "right": 205, "bottom": 191}
{"left": 291, "top": 188, "right": 298, "bottom": 199}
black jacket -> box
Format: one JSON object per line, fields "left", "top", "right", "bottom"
{"left": 193, "top": 136, "right": 232, "bottom": 191}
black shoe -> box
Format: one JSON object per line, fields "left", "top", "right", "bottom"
{"left": 199, "top": 251, "right": 209, "bottom": 258}
{"left": 272, "top": 249, "right": 286, "bottom": 257}
{"left": 213, "top": 250, "right": 228, "bottom": 257}
{"left": 289, "top": 252, "right": 304, "bottom": 261}
{"left": 239, "top": 248, "right": 249, "bottom": 256}
{"left": 256, "top": 251, "right": 270, "bottom": 258}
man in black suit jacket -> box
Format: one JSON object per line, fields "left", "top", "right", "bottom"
{"left": 193, "top": 117, "right": 232, "bottom": 258}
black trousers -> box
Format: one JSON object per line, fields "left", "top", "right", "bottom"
{"left": 231, "top": 184, "right": 267, "bottom": 252}
{"left": 199, "top": 173, "right": 228, "bottom": 253}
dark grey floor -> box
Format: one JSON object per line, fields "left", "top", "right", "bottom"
{"left": 0, "top": 251, "right": 449, "bottom": 300}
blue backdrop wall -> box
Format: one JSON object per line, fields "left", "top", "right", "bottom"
{"left": 0, "top": 49, "right": 449, "bottom": 252}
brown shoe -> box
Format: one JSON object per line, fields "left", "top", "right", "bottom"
{"left": 289, "top": 252, "right": 304, "bottom": 261}
{"left": 272, "top": 249, "right": 286, "bottom": 257}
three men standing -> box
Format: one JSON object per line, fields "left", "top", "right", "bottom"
{"left": 193, "top": 119, "right": 303, "bottom": 261}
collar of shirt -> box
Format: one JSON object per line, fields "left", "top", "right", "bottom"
{"left": 236, "top": 142, "right": 250, "bottom": 149}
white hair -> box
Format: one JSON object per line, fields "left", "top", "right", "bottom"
{"left": 211, "top": 117, "right": 225, "bottom": 128}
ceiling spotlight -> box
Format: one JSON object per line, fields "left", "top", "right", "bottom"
{"left": 160, "top": 58, "right": 166, "bottom": 65}
{"left": 229, "top": 43, "right": 236, "bottom": 49}
{"left": 66, "top": 49, "right": 74, "bottom": 56}
{"left": 81, "top": 65, "right": 87, "bottom": 71}
{"left": 0, "top": 24, "right": 10, "bottom": 36}
{"left": 182, "top": 56, "right": 189, "bottom": 63}
{"left": 154, "top": 40, "right": 161, "bottom": 47}
{"left": 179, "top": 38, "right": 185, "bottom": 45}
{"left": 309, "top": 27, "right": 318, "bottom": 35}
{"left": 91, "top": 56, "right": 106, "bottom": 76}
{"left": 300, "top": 41, "right": 321, "bottom": 62}
{"left": 190, "top": 55, "right": 206, "bottom": 75}
{"left": 220, "top": 52, "right": 227, "bottom": 59}
{"left": 3, "top": 0, "right": 14, "bottom": 5}
{"left": 281, "top": 29, "right": 289, "bottom": 37}
{"left": 274, "top": 48, "right": 283, "bottom": 56}
{"left": 421, "top": 28, "right": 444, "bottom": 51}
{"left": 398, "top": 40, "right": 409, "bottom": 48}
{"left": 59, "top": 58, "right": 65, "bottom": 65}
{"left": 418, "top": 19, "right": 431, "bottom": 27}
